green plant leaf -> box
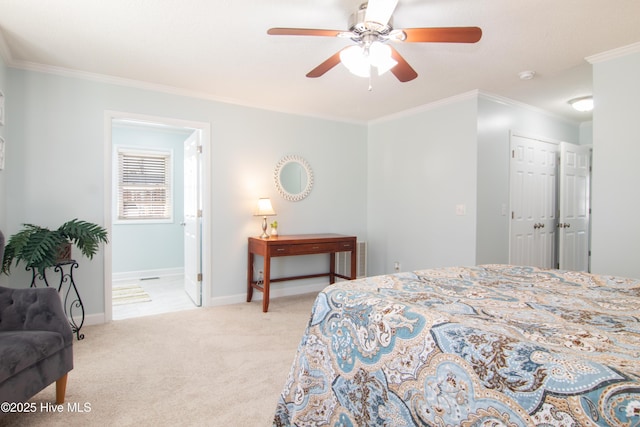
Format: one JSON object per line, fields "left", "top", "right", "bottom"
{"left": 1, "top": 219, "right": 109, "bottom": 276}
{"left": 58, "top": 219, "right": 109, "bottom": 259}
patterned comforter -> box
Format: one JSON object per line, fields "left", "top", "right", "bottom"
{"left": 273, "top": 264, "right": 640, "bottom": 426}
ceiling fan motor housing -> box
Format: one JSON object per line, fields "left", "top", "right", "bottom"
{"left": 349, "top": 3, "right": 393, "bottom": 37}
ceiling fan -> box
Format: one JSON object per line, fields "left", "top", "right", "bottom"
{"left": 267, "top": 0, "right": 482, "bottom": 83}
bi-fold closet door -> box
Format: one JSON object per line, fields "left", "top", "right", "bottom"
{"left": 509, "top": 133, "right": 591, "bottom": 271}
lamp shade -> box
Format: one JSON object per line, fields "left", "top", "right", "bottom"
{"left": 340, "top": 42, "right": 397, "bottom": 78}
{"left": 254, "top": 198, "right": 276, "bottom": 216}
{"left": 369, "top": 42, "right": 397, "bottom": 75}
{"left": 340, "top": 45, "right": 371, "bottom": 77}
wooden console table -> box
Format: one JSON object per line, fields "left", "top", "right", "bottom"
{"left": 247, "top": 234, "right": 357, "bottom": 312}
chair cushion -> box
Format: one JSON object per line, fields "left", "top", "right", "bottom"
{"left": 0, "top": 330, "right": 66, "bottom": 383}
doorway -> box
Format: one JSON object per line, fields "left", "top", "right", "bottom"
{"left": 103, "top": 111, "right": 211, "bottom": 322}
{"left": 509, "top": 132, "right": 591, "bottom": 270}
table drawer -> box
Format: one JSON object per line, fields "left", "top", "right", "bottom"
{"left": 271, "top": 242, "right": 337, "bottom": 256}
{"left": 336, "top": 240, "right": 355, "bottom": 252}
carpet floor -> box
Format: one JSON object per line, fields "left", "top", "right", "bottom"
{"left": 0, "top": 292, "right": 318, "bottom": 427}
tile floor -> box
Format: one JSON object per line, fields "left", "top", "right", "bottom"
{"left": 112, "top": 275, "right": 198, "bottom": 320}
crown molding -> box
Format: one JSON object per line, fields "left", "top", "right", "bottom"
{"left": 3, "top": 46, "right": 580, "bottom": 127}
{"left": 370, "top": 90, "right": 578, "bottom": 126}
{"left": 370, "top": 90, "right": 479, "bottom": 125}
{"left": 586, "top": 42, "right": 640, "bottom": 64}
{"left": 478, "top": 91, "right": 579, "bottom": 125}
{"left": 0, "top": 30, "right": 13, "bottom": 66}
{"left": 6, "top": 58, "right": 367, "bottom": 126}
{"left": 12, "top": 58, "right": 252, "bottom": 104}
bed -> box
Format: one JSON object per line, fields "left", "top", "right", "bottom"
{"left": 273, "top": 264, "right": 640, "bottom": 426}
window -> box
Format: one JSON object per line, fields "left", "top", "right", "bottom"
{"left": 116, "top": 148, "right": 172, "bottom": 221}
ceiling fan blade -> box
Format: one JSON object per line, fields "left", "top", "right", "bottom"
{"left": 267, "top": 28, "right": 343, "bottom": 37}
{"left": 401, "top": 27, "right": 482, "bottom": 43}
{"left": 306, "top": 49, "right": 345, "bottom": 78}
{"left": 389, "top": 47, "right": 417, "bottom": 82}
{"left": 365, "top": 0, "right": 399, "bottom": 26}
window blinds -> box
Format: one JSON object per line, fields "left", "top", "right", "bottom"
{"left": 117, "top": 149, "right": 172, "bottom": 220}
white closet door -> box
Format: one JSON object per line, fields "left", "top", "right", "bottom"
{"left": 510, "top": 134, "right": 557, "bottom": 268}
{"left": 559, "top": 142, "right": 591, "bottom": 271}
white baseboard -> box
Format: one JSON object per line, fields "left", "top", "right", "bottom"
{"left": 208, "top": 281, "right": 327, "bottom": 307}
{"left": 83, "top": 312, "right": 106, "bottom": 326}
{"left": 89, "top": 279, "right": 327, "bottom": 324}
{"left": 112, "top": 268, "right": 184, "bottom": 282}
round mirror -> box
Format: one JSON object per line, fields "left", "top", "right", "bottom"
{"left": 274, "top": 155, "right": 313, "bottom": 201}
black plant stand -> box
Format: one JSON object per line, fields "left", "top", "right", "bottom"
{"left": 29, "top": 260, "right": 85, "bottom": 340}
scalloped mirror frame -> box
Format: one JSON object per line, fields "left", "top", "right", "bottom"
{"left": 274, "top": 155, "right": 313, "bottom": 201}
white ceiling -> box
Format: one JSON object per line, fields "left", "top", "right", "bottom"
{"left": 1, "top": 0, "right": 639, "bottom": 123}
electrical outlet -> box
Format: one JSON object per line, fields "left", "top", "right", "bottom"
{"left": 258, "top": 270, "right": 263, "bottom": 280}
{"left": 394, "top": 262, "right": 400, "bottom": 272}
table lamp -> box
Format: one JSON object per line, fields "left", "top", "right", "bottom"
{"left": 254, "top": 198, "right": 276, "bottom": 238}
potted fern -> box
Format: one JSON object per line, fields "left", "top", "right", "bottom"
{"left": 1, "top": 219, "right": 108, "bottom": 275}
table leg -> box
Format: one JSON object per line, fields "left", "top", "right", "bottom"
{"left": 329, "top": 252, "right": 336, "bottom": 284}
{"left": 350, "top": 247, "right": 357, "bottom": 280}
{"left": 247, "top": 251, "right": 254, "bottom": 302}
{"left": 263, "top": 254, "right": 271, "bottom": 312}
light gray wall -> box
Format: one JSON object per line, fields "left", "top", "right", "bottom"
{"left": 591, "top": 50, "right": 640, "bottom": 278}
{"left": 367, "top": 96, "right": 479, "bottom": 275}
{"left": 2, "top": 47, "right": 638, "bottom": 320}
{"left": 580, "top": 121, "right": 593, "bottom": 146}
{"left": 0, "top": 55, "right": 6, "bottom": 287}
{"left": 111, "top": 123, "right": 191, "bottom": 275}
{"left": 476, "top": 95, "right": 580, "bottom": 265}
{"left": 366, "top": 93, "right": 581, "bottom": 275}
{"left": 0, "top": 54, "right": 6, "bottom": 231}
{"left": 217, "top": 109, "right": 368, "bottom": 288}
{"left": 3, "top": 68, "right": 368, "bottom": 318}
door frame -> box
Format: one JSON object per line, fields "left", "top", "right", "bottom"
{"left": 103, "top": 110, "right": 212, "bottom": 322}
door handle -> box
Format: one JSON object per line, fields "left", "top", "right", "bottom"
{"left": 533, "top": 223, "right": 545, "bottom": 229}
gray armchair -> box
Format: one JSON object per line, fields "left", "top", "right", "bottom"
{"left": 0, "top": 230, "right": 74, "bottom": 404}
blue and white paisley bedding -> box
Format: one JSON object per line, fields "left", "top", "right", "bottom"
{"left": 274, "top": 264, "right": 640, "bottom": 427}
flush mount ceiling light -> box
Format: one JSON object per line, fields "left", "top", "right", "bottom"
{"left": 569, "top": 96, "right": 594, "bottom": 112}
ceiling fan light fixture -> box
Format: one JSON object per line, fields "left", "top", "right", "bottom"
{"left": 369, "top": 41, "right": 397, "bottom": 74}
{"left": 340, "top": 45, "right": 371, "bottom": 77}
{"left": 374, "top": 55, "right": 398, "bottom": 75}
{"left": 340, "top": 42, "right": 397, "bottom": 77}
{"left": 569, "top": 96, "right": 594, "bottom": 112}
